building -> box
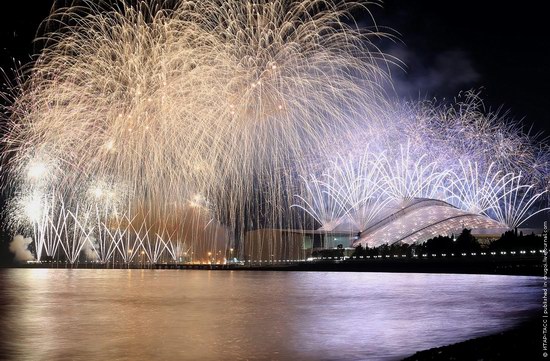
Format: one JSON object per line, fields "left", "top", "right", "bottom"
{"left": 244, "top": 198, "right": 512, "bottom": 262}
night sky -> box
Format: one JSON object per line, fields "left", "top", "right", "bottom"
{"left": 372, "top": 1, "right": 549, "bottom": 135}
{"left": 0, "top": 1, "right": 548, "bottom": 262}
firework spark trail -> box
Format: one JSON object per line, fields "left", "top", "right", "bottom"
{"left": 489, "top": 174, "right": 549, "bottom": 229}
{"left": 1, "top": 1, "right": 548, "bottom": 263}
{"left": 444, "top": 161, "right": 510, "bottom": 215}
{"left": 324, "top": 153, "right": 391, "bottom": 232}
{"left": 2, "top": 0, "right": 396, "bottom": 263}
{"left": 377, "top": 142, "right": 449, "bottom": 203}
{"left": 291, "top": 174, "right": 349, "bottom": 229}
{"left": 295, "top": 93, "right": 550, "bottom": 236}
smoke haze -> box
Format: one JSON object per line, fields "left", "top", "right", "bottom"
{"left": 9, "top": 235, "right": 34, "bottom": 262}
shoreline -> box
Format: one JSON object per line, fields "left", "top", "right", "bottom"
{"left": 3, "top": 256, "right": 543, "bottom": 276}
{"left": 232, "top": 256, "right": 541, "bottom": 276}
{"left": 402, "top": 316, "right": 542, "bottom": 360}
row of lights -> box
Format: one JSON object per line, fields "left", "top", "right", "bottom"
{"left": 209, "top": 249, "right": 546, "bottom": 263}
{"left": 343, "top": 249, "right": 543, "bottom": 259}
{"left": 246, "top": 259, "right": 296, "bottom": 263}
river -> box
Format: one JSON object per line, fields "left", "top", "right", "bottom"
{"left": 0, "top": 269, "right": 540, "bottom": 360}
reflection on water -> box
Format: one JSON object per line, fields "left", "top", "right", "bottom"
{"left": 0, "top": 269, "right": 540, "bottom": 361}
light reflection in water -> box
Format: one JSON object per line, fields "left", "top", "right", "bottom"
{"left": 0, "top": 269, "right": 540, "bottom": 361}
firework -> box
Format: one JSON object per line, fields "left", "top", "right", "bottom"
{"left": 295, "top": 93, "right": 549, "bottom": 246}
{"left": 1, "top": 1, "right": 548, "bottom": 264}
{"left": 2, "top": 0, "right": 394, "bottom": 263}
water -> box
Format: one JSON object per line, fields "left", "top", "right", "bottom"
{"left": 0, "top": 269, "right": 540, "bottom": 361}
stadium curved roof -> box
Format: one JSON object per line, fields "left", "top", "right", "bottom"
{"left": 350, "top": 198, "right": 508, "bottom": 247}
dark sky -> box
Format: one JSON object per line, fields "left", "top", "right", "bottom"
{"left": 370, "top": 1, "right": 549, "bottom": 135}
{"left": 0, "top": 0, "right": 548, "bottom": 133}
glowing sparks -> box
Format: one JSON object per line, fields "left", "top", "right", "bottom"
{"left": 23, "top": 195, "right": 43, "bottom": 222}
{"left": 293, "top": 94, "right": 550, "bottom": 233}
{"left": 27, "top": 162, "right": 47, "bottom": 180}
{"left": 0, "top": 1, "right": 547, "bottom": 264}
